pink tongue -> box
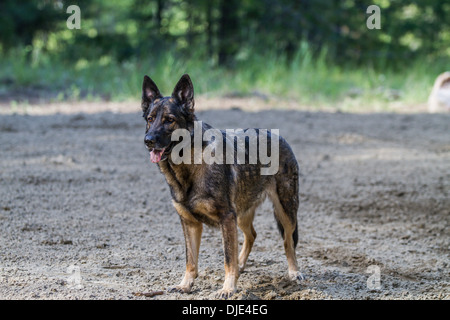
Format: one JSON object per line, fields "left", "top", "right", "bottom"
{"left": 150, "top": 149, "right": 165, "bottom": 163}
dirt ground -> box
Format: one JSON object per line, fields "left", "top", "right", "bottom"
{"left": 0, "top": 98, "right": 448, "bottom": 300}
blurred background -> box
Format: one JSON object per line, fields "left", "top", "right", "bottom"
{"left": 0, "top": 0, "right": 449, "bottom": 110}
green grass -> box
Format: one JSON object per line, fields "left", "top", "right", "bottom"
{"left": 0, "top": 46, "right": 445, "bottom": 111}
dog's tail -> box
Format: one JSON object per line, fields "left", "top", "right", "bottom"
{"left": 293, "top": 221, "right": 298, "bottom": 248}
{"left": 272, "top": 141, "right": 299, "bottom": 249}
{"left": 275, "top": 219, "right": 298, "bottom": 248}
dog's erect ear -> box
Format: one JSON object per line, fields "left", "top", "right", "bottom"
{"left": 172, "top": 74, "right": 194, "bottom": 113}
{"left": 142, "top": 75, "right": 162, "bottom": 108}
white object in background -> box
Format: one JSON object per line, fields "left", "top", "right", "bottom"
{"left": 428, "top": 71, "right": 450, "bottom": 113}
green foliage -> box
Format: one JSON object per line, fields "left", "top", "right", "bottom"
{"left": 0, "top": 44, "right": 444, "bottom": 111}
{"left": 0, "top": 0, "right": 448, "bottom": 109}
{"left": 2, "top": 0, "right": 448, "bottom": 65}
{"left": 0, "top": 0, "right": 61, "bottom": 50}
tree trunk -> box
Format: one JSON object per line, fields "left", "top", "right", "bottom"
{"left": 206, "top": 1, "right": 213, "bottom": 58}
{"left": 156, "top": 0, "right": 164, "bottom": 32}
{"left": 218, "top": 0, "right": 239, "bottom": 66}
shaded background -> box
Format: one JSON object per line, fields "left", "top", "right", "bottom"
{"left": 0, "top": 0, "right": 449, "bottom": 109}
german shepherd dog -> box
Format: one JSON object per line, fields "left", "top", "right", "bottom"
{"left": 141, "top": 74, "right": 302, "bottom": 298}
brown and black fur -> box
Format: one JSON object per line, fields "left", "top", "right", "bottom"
{"left": 141, "top": 74, "right": 302, "bottom": 298}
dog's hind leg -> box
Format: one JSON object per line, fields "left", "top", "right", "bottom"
{"left": 268, "top": 177, "right": 303, "bottom": 281}
{"left": 237, "top": 209, "right": 257, "bottom": 273}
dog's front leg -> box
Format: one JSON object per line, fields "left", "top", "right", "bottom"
{"left": 169, "top": 218, "right": 202, "bottom": 294}
{"left": 216, "top": 211, "right": 239, "bottom": 299}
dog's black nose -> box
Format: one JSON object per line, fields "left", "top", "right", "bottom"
{"left": 144, "top": 134, "right": 155, "bottom": 148}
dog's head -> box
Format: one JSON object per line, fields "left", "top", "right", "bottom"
{"left": 142, "top": 74, "right": 195, "bottom": 163}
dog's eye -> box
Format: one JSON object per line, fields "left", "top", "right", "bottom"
{"left": 166, "top": 117, "right": 175, "bottom": 124}
{"left": 147, "top": 116, "right": 154, "bottom": 122}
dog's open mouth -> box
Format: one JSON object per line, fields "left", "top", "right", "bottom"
{"left": 150, "top": 148, "right": 166, "bottom": 163}
{"left": 149, "top": 143, "right": 175, "bottom": 163}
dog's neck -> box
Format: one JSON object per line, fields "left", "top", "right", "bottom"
{"left": 157, "top": 119, "right": 209, "bottom": 203}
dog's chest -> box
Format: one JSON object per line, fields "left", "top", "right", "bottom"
{"left": 158, "top": 162, "right": 222, "bottom": 226}
{"left": 158, "top": 161, "right": 191, "bottom": 202}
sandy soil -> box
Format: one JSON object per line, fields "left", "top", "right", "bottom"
{"left": 0, "top": 99, "right": 448, "bottom": 300}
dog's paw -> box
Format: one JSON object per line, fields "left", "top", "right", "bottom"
{"left": 215, "top": 288, "right": 236, "bottom": 300}
{"left": 168, "top": 285, "right": 191, "bottom": 294}
{"left": 289, "top": 271, "right": 305, "bottom": 282}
